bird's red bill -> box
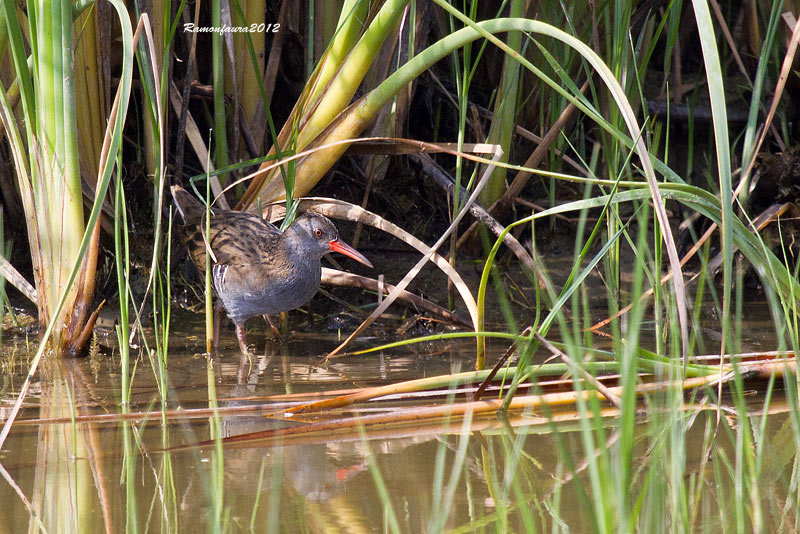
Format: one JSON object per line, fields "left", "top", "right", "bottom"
{"left": 328, "top": 239, "right": 373, "bottom": 268}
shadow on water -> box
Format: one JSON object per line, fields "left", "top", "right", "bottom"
{"left": 0, "top": 296, "right": 795, "bottom": 532}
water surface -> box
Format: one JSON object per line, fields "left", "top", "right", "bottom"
{"left": 0, "top": 297, "right": 793, "bottom": 532}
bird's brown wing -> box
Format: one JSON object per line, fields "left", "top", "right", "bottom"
{"left": 184, "top": 211, "right": 281, "bottom": 272}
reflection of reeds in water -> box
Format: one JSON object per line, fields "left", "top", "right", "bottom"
{"left": 206, "top": 358, "right": 225, "bottom": 532}
{"left": 31, "top": 359, "right": 110, "bottom": 532}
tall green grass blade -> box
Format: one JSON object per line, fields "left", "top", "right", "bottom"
{"left": 690, "top": 0, "right": 733, "bottom": 359}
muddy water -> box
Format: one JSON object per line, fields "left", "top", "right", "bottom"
{"left": 0, "top": 298, "right": 791, "bottom": 532}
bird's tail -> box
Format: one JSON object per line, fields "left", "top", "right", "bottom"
{"left": 171, "top": 185, "right": 208, "bottom": 224}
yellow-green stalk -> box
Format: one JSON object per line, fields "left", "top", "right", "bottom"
{"left": 205, "top": 173, "right": 214, "bottom": 354}
{"left": 0, "top": 0, "right": 133, "bottom": 355}
{"left": 34, "top": 0, "right": 84, "bottom": 346}
{"left": 238, "top": 0, "right": 402, "bottom": 210}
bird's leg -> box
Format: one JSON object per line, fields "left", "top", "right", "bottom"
{"left": 264, "top": 314, "right": 281, "bottom": 340}
{"left": 235, "top": 323, "right": 249, "bottom": 354}
{"left": 213, "top": 300, "right": 226, "bottom": 353}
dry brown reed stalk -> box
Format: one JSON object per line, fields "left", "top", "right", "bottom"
{"left": 322, "top": 268, "right": 471, "bottom": 328}
{"left": 264, "top": 351, "right": 793, "bottom": 420}
{"left": 8, "top": 352, "right": 793, "bottom": 432}
{"left": 292, "top": 196, "right": 479, "bottom": 330}
{"left": 168, "top": 393, "right": 800, "bottom": 452}
{"left": 226, "top": 396, "right": 798, "bottom": 453}
{"left": 190, "top": 373, "right": 733, "bottom": 449}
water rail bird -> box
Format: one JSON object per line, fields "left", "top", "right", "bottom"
{"left": 171, "top": 185, "right": 372, "bottom": 353}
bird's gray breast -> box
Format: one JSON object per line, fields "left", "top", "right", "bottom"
{"left": 213, "top": 261, "right": 322, "bottom": 324}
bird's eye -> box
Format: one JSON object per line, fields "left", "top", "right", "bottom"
{"left": 314, "top": 228, "right": 323, "bottom": 237}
